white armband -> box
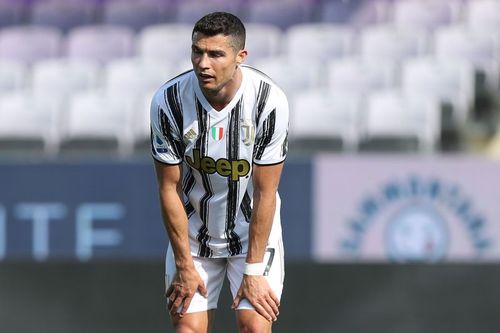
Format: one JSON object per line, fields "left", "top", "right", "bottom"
{"left": 244, "top": 262, "right": 266, "bottom": 276}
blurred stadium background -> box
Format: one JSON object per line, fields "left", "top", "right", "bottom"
{"left": 1, "top": 0, "right": 500, "bottom": 332}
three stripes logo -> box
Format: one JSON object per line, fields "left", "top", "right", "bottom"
{"left": 211, "top": 127, "right": 224, "bottom": 141}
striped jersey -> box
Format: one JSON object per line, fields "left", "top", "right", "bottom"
{"left": 150, "top": 65, "right": 289, "bottom": 258}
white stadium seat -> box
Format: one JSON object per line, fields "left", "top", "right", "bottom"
{"left": 63, "top": 90, "right": 135, "bottom": 156}
{"left": 327, "top": 56, "right": 397, "bottom": 96}
{"left": 434, "top": 25, "right": 500, "bottom": 91}
{"left": 0, "top": 91, "right": 61, "bottom": 155}
{"left": 401, "top": 56, "right": 475, "bottom": 129}
{"left": 466, "top": 0, "right": 500, "bottom": 34}
{"left": 0, "top": 60, "right": 27, "bottom": 92}
{"left": 291, "top": 90, "right": 362, "bottom": 151}
{"left": 361, "top": 89, "right": 441, "bottom": 152}
{"left": 138, "top": 24, "right": 193, "bottom": 67}
{"left": 392, "top": 0, "right": 460, "bottom": 33}
{"left": 32, "top": 58, "right": 101, "bottom": 99}
{"left": 251, "top": 57, "right": 320, "bottom": 96}
{"left": 285, "top": 23, "right": 354, "bottom": 66}
{"left": 244, "top": 23, "right": 284, "bottom": 65}
{"left": 104, "top": 57, "right": 172, "bottom": 100}
{"left": 359, "top": 24, "right": 428, "bottom": 65}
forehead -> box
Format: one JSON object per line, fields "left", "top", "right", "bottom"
{"left": 192, "top": 32, "right": 234, "bottom": 51}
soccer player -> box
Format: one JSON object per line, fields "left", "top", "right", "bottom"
{"left": 150, "top": 12, "right": 289, "bottom": 333}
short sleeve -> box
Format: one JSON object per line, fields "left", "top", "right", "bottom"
{"left": 253, "top": 89, "right": 289, "bottom": 165}
{"left": 150, "top": 90, "right": 184, "bottom": 164}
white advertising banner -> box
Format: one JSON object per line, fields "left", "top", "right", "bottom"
{"left": 313, "top": 155, "right": 500, "bottom": 262}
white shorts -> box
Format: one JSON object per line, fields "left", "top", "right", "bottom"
{"left": 165, "top": 238, "right": 285, "bottom": 313}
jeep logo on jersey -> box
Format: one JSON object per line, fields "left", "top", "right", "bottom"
{"left": 186, "top": 149, "right": 250, "bottom": 181}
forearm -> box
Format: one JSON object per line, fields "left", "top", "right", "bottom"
{"left": 159, "top": 188, "right": 193, "bottom": 269}
{"left": 246, "top": 190, "right": 276, "bottom": 263}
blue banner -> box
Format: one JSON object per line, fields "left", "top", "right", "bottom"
{"left": 0, "top": 159, "right": 312, "bottom": 261}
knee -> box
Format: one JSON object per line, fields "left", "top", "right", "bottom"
{"left": 174, "top": 322, "right": 200, "bottom": 333}
{"left": 237, "top": 318, "right": 271, "bottom": 333}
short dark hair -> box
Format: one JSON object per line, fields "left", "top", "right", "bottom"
{"left": 192, "top": 12, "right": 246, "bottom": 50}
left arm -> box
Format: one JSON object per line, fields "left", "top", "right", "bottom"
{"left": 231, "top": 162, "right": 284, "bottom": 322}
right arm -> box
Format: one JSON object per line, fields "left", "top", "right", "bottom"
{"left": 154, "top": 160, "right": 207, "bottom": 317}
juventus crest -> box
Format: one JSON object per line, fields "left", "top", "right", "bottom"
{"left": 241, "top": 119, "right": 255, "bottom": 146}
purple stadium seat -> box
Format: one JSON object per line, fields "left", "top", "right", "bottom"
{"left": 0, "top": 25, "right": 62, "bottom": 64}
{"left": 66, "top": 24, "right": 135, "bottom": 65}
{"left": 176, "top": 0, "right": 242, "bottom": 25}
{"left": 320, "top": 0, "right": 389, "bottom": 28}
{"left": 30, "top": 0, "right": 96, "bottom": 33}
{"left": 103, "top": 0, "right": 172, "bottom": 31}
{"left": 245, "top": 0, "right": 313, "bottom": 30}
{"left": 0, "top": 0, "right": 26, "bottom": 27}
{"left": 392, "top": 0, "right": 461, "bottom": 33}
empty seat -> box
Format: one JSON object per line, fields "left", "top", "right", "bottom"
{"left": 62, "top": 90, "right": 135, "bottom": 156}
{"left": 245, "top": 23, "right": 283, "bottom": 64}
{"left": 138, "top": 23, "right": 192, "bottom": 64}
{"left": 0, "top": 59, "right": 27, "bottom": 92}
{"left": 245, "top": 1, "right": 312, "bottom": 30}
{"left": 359, "top": 24, "right": 428, "bottom": 65}
{"left": 0, "top": 25, "right": 62, "bottom": 64}
{"left": 66, "top": 24, "right": 135, "bottom": 65}
{"left": 466, "top": 0, "right": 500, "bottom": 34}
{"left": 393, "top": 0, "right": 460, "bottom": 33}
{"left": 0, "top": 91, "right": 61, "bottom": 156}
{"left": 104, "top": 57, "right": 172, "bottom": 100}
{"left": 103, "top": 0, "right": 168, "bottom": 31}
{"left": 320, "top": 0, "right": 389, "bottom": 28}
{"left": 0, "top": 0, "right": 25, "bottom": 27}
{"left": 31, "top": 58, "right": 100, "bottom": 100}
{"left": 361, "top": 90, "right": 440, "bottom": 152}
{"left": 401, "top": 56, "right": 475, "bottom": 129}
{"left": 291, "top": 90, "right": 362, "bottom": 151}
{"left": 251, "top": 58, "right": 320, "bottom": 96}
{"left": 327, "top": 56, "right": 397, "bottom": 95}
{"left": 30, "top": 0, "right": 96, "bottom": 33}
{"left": 434, "top": 25, "right": 500, "bottom": 91}
{"left": 285, "top": 23, "right": 353, "bottom": 66}
{"left": 176, "top": 0, "right": 242, "bottom": 25}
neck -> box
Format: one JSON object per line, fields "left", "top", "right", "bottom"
{"left": 202, "top": 67, "right": 242, "bottom": 111}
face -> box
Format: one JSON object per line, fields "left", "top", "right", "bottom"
{"left": 191, "top": 32, "right": 247, "bottom": 95}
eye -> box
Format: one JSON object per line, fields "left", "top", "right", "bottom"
{"left": 191, "top": 47, "right": 202, "bottom": 55}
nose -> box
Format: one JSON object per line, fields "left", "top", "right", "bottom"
{"left": 196, "top": 52, "right": 210, "bottom": 70}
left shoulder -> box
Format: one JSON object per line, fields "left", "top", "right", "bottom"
{"left": 241, "top": 65, "right": 287, "bottom": 97}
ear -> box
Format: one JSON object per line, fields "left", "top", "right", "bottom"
{"left": 236, "top": 48, "right": 248, "bottom": 66}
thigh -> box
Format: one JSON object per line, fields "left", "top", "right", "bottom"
{"left": 165, "top": 245, "right": 227, "bottom": 313}
{"left": 226, "top": 238, "right": 285, "bottom": 310}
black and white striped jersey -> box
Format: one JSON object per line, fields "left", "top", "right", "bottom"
{"left": 150, "top": 65, "right": 289, "bottom": 258}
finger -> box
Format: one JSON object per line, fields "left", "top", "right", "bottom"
{"left": 198, "top": 281, "right": 208, "bottom": 298}
{"left": 266, "top": 295, "right": 279, "bottom": 317}
{"left": 260, "top": 299, "right": 277, "bottom": 321}
{"left": 231, "top": 294, "right": 241, "bottom": 309}
{"left": 181, "top": 296, "right": 193, "bottom": 316}
{"left": 269, "top": 290, "right": 280, "bottom": 308}
{"left": 170, "top": 297, "right": 184, "bottom": 317}
{"left": 253, "top": 302, "right": 273, "bottom": 322}
{"left": 165, "top": 284, "right": 173, "bottom": 298}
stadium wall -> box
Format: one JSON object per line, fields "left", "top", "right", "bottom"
{"left": 1, "top": 261, "right": 500, "bottom": 333}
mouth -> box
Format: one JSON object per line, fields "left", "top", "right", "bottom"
{"left": 198, "top": 73, "right": 215, "bottom": 83}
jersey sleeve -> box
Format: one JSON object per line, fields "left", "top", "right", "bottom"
{"left": 150, "top": 89, "right": 184, "bottom": 164}
{"left": 253, "top": 88, "right": 289, "bottom": 165}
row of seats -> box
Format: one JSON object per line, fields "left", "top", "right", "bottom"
{"left": 1, "top": 0, "right": 500, "bottom": 32}
{"left": 0, "top": 21, "right": 497, "bottom": 77}
{"left": 0, "top": 53, "right": 477, "bottom": 128}
{"left": 0, "top": 86, "right": 441, "bottom": 157}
